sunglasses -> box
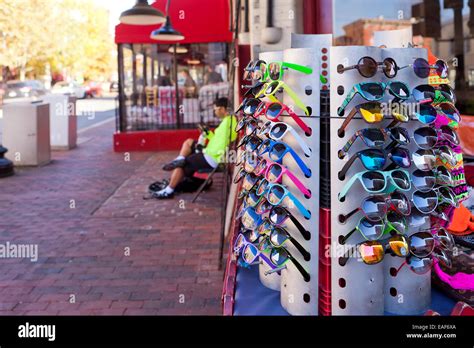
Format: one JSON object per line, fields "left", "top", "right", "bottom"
{"left": 255, "top": 159, "right": 311, "bottom": 198}
{"left": 233, "top": 229, "right": 260, "bottom": 256}
{"left": 340, "top": 235, "right": 410, "bottom": 266}
{"left": 337, "top": 102, "right": 410, "bottom": 138}
{"left": 263, "top": 61, "right": 313, "bottom": 81}
{"left": 406, "top": 58, "right": 449, "bottom": 79}
{"left": 339, "top": 211, "right": 408, "bottom": 245}
{"left": 258, "top": 220, "right": 311, "bottom": 261}
{"left": 269, "top": 206, "right": 311, "bottom": 241}
{"left": 241, "top": 241, "right": 311, "bottom": 281}
{"left": 412, "top": 167, "right": 455, "bottom": 192}
{"left": 236, "top": 116, "right": 262, "bottom": 136}
{"left": 412, "top": 187, "right": 458, "bottom": 215}
{"left": 413, "top": 126, "right": 460, "bottom": 150}
{"left": 257, "top": 139, "right": 312, "bottom": 178}
{"left": 257, "top": 181, "right": 311, "bottom": 219}
{"left": 255, "top": 100, "right": 312, "bottom": 136}
{"left": 258, "top": 121, "right": 312, "bottom": 157}
{"left": 395, "top": 248, "right": 451, "bottom": 276}
{"left": 338, "top": 191, "right": 411, "bottom": 224}
{"left": 234, "top": 168, "right": 261, "bottom": 192}
{"left": 338, "top": 127, "right": 410, "bottom": 159}
{"left": 237, "top": 133, "right": 263, "bottom": 152}
{"left": 338, "top": 147, "right": 411, "bottom": 181}
{"left": 255, "top": 80, "right": 309, "bottom": 116}
{"left": 412, "top": 147, "right": 458, "bottom": 171}
{"left": 412, "top": 103, "right": 460, "bottom": 129}
{"left": 412, "top": 84, "right": 455, "bottom": 104}
{"left": 407, "top": 229, "right": 455, "bottom": 259}
{"left": 240, "top": 206, "right": 264, "bottom": 230}
{"left": 337, "top": 81, "right": 411, "bottom": 117}
{"left": 338, "top": 169, "right": 411, "bottom": 201}
{"left": 337, "top": 56, "right": 400, "bottom": 78}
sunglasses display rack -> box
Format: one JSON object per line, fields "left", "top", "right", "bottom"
{"left": 329, "top": 45, "right": 461, "bottom": 315}
{"left": 257, "top": 50, "right": 285, "bottom": 292}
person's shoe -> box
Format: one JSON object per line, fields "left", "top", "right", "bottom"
{"left": 148, "top": 179, "right": 170, "bottom": 193}
{"left": 152, "top": 190, "right": 175, "bottom": 199}
{"left": 162, "top": 159, "right": 186, "bottom": 171}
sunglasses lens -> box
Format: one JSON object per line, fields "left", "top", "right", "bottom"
{"left": 413, "top": 190, "right": 438, "bottom": 214}
{"left": 391, "top": 170, "right": 411, "bottom": 190}
{"left": 435, "top": 166, "right": 453, "bottom": 186}
{"left": 243, "top": 244, "right": 259, "bottom": 264}
{"left": 360, "top": 149, "right": 386, "bottom": 170}
{"left": 269, "top": 206, "right": 286, "bottom": 225}
{"left": 246, "top": 190, "right": 261, "bottom": 207}
{"left": 413, "top": 58, "right": 430, "bottom": 78}
{"left": 438, "top": 103, "right": 460, "bottom": 123}
{"left": 361, "top": 171, "right": 386, "bottom": 192}
{"left": 389, "top": 82, "right": 410, "bottom": 99}
{"left": 390, "top": 147, "right": 411, "bottom": 168}
{"left": 269, "top": 143, "right": 286, "bottom": 161}
{"left": 242, "top": 173, "right": 259, "bottom": 191}
{"left": 359, "top": 241, "right": 384, "bottom": 265}
{"left": 413, "top": 85, "right": 436, "bottom": 103}
{"left": 408, "top": 256, "right": 433, "bottom": 274}
{"left": 360, "top": 83, "right": 384, "bottom": 100}
{"left": 361, "top": 128, "right": 386, "bottom": 148}
{"left": 257, "top": 219, "right": 272, "bottom": 235}
{"left": 267, "top": 164, "right": 282, "bottom": 182}
{"left": 438, "top": 187, "right": 457, "bottom": 207}
{"left": 243, "top": 99, "right": 260, "bottom": 115}
{"left": 440, "top": 84, "right": 455, "bottom": 102}
{"left": 413, "top": 149, "right": 436, "bottom": 171}
{"left": 241, "top": 207, "right": 261, "bottom": 230}
{"left": 434, "top": 248, "right": 452, "bottom": 268}
{"left": 389, "top": 127, "right": 410, "bottom": 145}
{"left": 268, "top": 63, "right": 281, "bottom": 80}
{"left": 256, "top": 198, "right": 272, "bottom": 215}
{"left": 389, "top": 235, "right": 409, "bottom": 257}
{"left": 266, "top": 81, "right": 279, "bottom": 95}
{"left": 268, "top": 185, "right": 285, "bottom": 205}
{"left": 440, "top": 125, "right": 459, "bottom": 146}
{"left": 270, "top": 228, "right": 288, "bottom": 247}
{"left": 270, "top": 248, "right": 288, "bottom": 266}
{"left": 359, "top": 218, "right": 384, "bottom": 241}
{"left": 362, "top": 196, "right": 387, "bottom": 221}
{"left": 270, "top": 124, "right": 287, "bottom": 139}
{"left": 358, "top": 57, "right": 378, "bottom": 78}
{"left": 437, "top": 228, "right": 455, "bottom": 251}
{"left": 435, "top": 59, "right": 449, "bottom": 79}
{"left": 438, "top": 145, "right": 457, "bottom": 166}
{"left": 257, "top": 179, "right": 269, "bottom": 196}
{"left": 414, "top": 127, "right": 437, "bottom": 149}
{"left": 383, "top": 58, "right": 397, "bottom": 78}
{"left": 234, "top": 234, "right": 244, "bottom": 252}
{"left": 389, "top": 191, "right": 411, "bottom": 215}
{"left": 409, "top": 232, "right": 435, "bottom": 258}
{"left": 386, "top": 211, "right": 407, "bottom": 234}
{"left": 412, "top": 169, "right": 435, "bottom": 192}
{"left": 266, "top": 103, "right": 282, "bottom": 120}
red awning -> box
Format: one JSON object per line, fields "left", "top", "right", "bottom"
{"left": 115, "top": 0, "right": 233, "bottom": 44}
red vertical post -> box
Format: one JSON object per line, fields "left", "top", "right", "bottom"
{"left": 303, "top": 0, "right": 333, "bottom": 34}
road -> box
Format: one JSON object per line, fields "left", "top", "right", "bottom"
{"left": 76, "top": 97, "right": 117, "bottom": 130}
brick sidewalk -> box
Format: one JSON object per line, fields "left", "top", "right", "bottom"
{"left": 0, "top": 122, "right": 225, "bottom": 315}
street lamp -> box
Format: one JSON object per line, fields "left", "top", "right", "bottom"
{"left": 150, "top": 0, "right": 185, "bottom": 41}
{"left": 119, "top": 0, "right": 166, "bottom": 25}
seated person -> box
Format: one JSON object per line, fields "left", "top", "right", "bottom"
{"left": 155, "top": 97, "right": 237, "bottom": 199}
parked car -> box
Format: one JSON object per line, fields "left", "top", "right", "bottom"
{"left": 109, "top": 81, "right": 119, "bottom": 93}
{"left": 84, "top": 81, "right": 103, "bottom": 98}
{"left": 52, "top": 81, "right": 87, "bottom": 99}
{"left": 4, "top": 80, "right": 47, "bottom": 100}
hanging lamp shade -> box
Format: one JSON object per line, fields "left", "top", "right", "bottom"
{"left": 150, "top": 16, "right": 185, "bottom": 41}
{"left": 119, "top": 0, "right": 166, "bottom": 25}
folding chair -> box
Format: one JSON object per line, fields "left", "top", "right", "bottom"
{"left": 191, "top": 163, "right": 226, "bottom": 203}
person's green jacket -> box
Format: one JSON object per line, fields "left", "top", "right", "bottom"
{"left": 203, "top": 114, "right": 238, "bottom": 163}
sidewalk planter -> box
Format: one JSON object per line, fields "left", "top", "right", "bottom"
{"left": 3, "top": 101, "right": 51, "bottom": 166}
{"left": 43, "top": 94, "right": 77, "bottom": 150}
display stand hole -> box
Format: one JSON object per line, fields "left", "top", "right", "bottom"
{"left": 370, "top": 278, "right": 375, "bottom": 283}
{"left": 338, "top": 214, "right": 346, "bottom": 224}
{"left": 339, "top": 299, "right": 346, "bottom": 309}
{"left": 390, "top": 287, "right": 397, "bottom": 297}
{"left": 338, "top": 278, "right": 346, "bottom": 288}
{"left": 338, "top": 235, "right": 345, "bottom": 245}
{"left": 306, "top": 106, "right": 312, "bottom": 115}
{"left": 305, "top": 86, "right": 312, "bottom": 96}
{"left": 337, "top": 86, "right": 345, "bottom": 95}
{"left": 338, "top": 129, "right": 345, "bottom": 138}
{"left": 305, "top": 169, "right": 312, "bottom": 179}
{"left": 337, "top": 64, "right": 345, "bottom": 74}
{"left": 304, "top": 190, "right": 311, "bottom": 200}
{"left": 339, "top": 196, "right": 345, "bottom": 203}
{"left": 303, "top": 294, "right": 310, "bottom": 303}
{"left": 305, "top": 127, "right": 312, "bottom": 137}
{"left": 390, "top": 267, "right": 398, "bottom": 277}
{"left": 338, "top": 257, "right": 346, "bottom": 266}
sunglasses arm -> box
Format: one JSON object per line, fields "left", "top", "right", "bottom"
{"left": 287, "top": 147, "right": 312, "bottom": 178}
{"left": 339, "top": 207, "right": 360, "bottom": 224}
{"left": 338, "top": 132, "right": 360, "bottom": 159}
{"left": 259, "top": 252, "right": 278, "bottom": 270}
{"left": 340, "top": 227, "right": 356, "bottom": 245}
{"left": 284, "top": 168, "right": 312, "bottom": 197}
{"left": 337, "top": 87, "right": 357, "bottom": 117}
{"left": 338, "top": 174, "right": 361, "bottom": 201}
{"left": 264, "top": 265, "right": 287, "bottom": 275}
{"left": 285, "top": 106, "right": 312, "bottom": 136}
{"left": 338, "top": 153, "right": 359, "bottom": 181}
{"left": 280, "top": 208, "right": 311, "bottom": 240}
{"left": 286, "top": 191, "right": 311, "bottom": 219}
{"left": 288, "top": 127, "right": 312, "bottom": 156}
{"left": 288, "top": 235, "right": 311, "bottom": 261}
{"left": 337, "top": 105, "right": 358, "bottom": 137}
{"left": 281, "top": 84, "right": 310, "bottom": 116}
{"left": 282, "top": 62, "right": 313, "bottom": 75}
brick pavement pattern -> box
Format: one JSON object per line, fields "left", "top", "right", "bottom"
{"left": 0, "top": 121, "right": 224, "bottom": 315}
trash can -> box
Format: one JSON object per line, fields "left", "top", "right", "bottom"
{"left": 43, "top": 94, "right": 77, "bottom": 150}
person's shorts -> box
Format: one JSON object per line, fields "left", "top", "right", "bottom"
{"left": 190, "top": 140, "right": 204, "bottom": 154}
{"left": 183, "top": 153, "right": 213, "bottom": 177}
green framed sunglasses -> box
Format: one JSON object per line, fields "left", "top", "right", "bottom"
{"left": 263, "top": 61, "right": 313, "bottom": 81}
